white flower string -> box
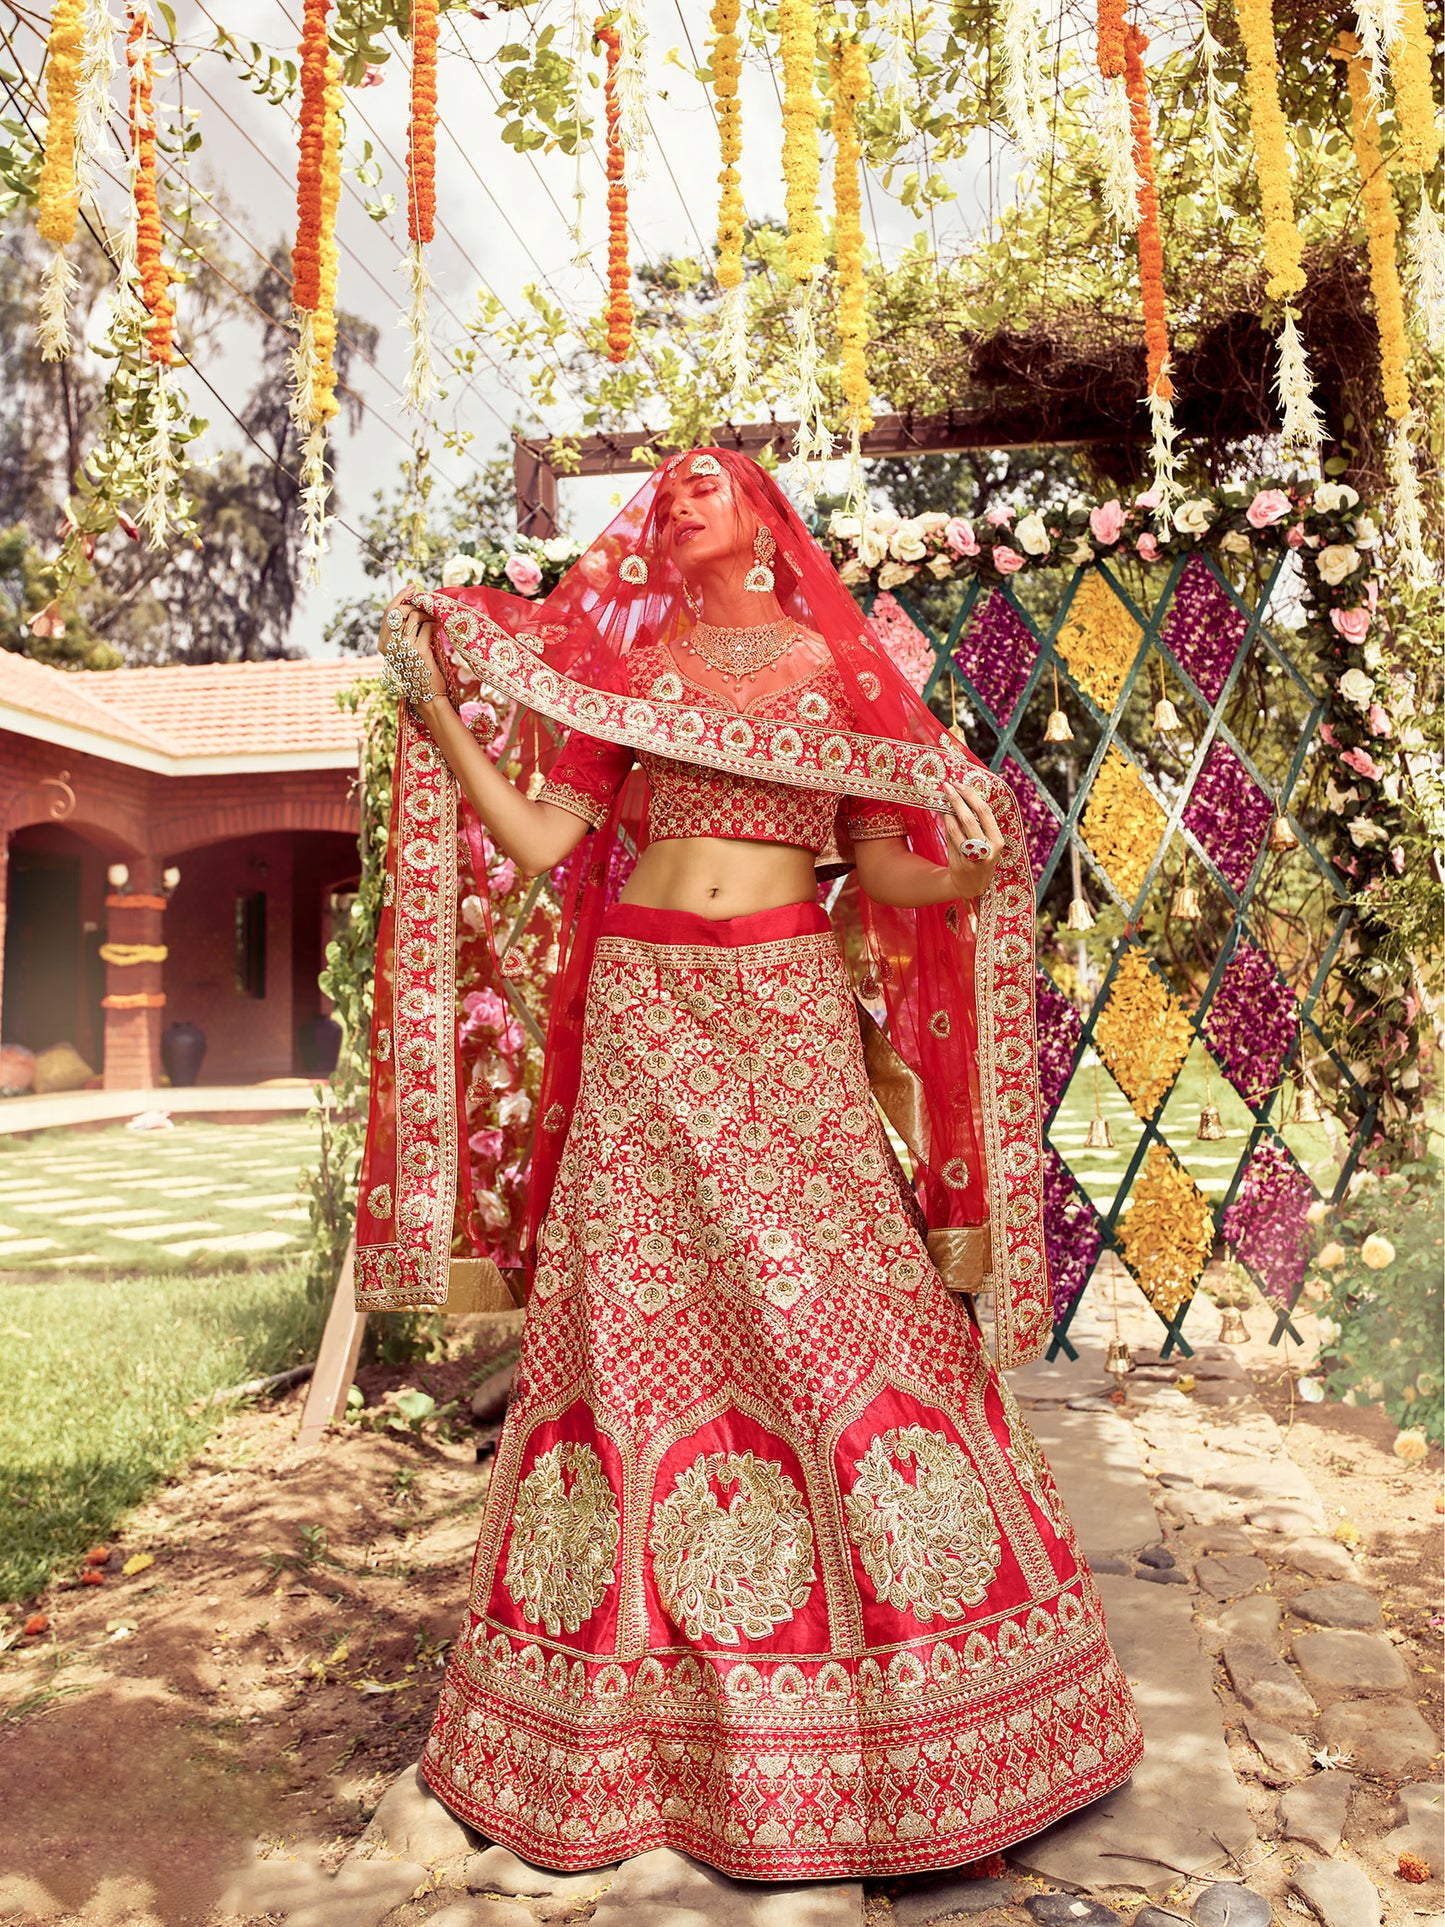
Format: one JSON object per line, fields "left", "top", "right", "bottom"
{"left": 883, "top": 0, "right": 914, "bottom": 142}
{"left": 1406, "top": 193, "right": 1445, "bottom": 354}
{"left": 1099, "top": 76, "right": 1141, "bottom": 228}
{"left": 782, "top": 278, "right": 833, "bottom": 505}
{"left": 615, "top": 0, "right": 649, "bottom": 182}
{"left": 1001, "top": 0, "right": 1048, "bottom": 161}
{"left": 1352, "top": 0, "right": 1404, "bottom": 108}
{"left": 716, "top": 278, "right": 750, "bottom": 399}
{"left": 74, "top": 0, "right": 116, "bottom": 202}
{"left": 1195, "top": 0, "right": 1232, "bottom": 212}
{"left": 139, "top": 359, "right": 179, "bottom": 546}
{"left": 401, "top": 240, "right": 438, "bottom": 412}
{"left": 1274, "top": 306, "right": 1325, "bottom": 463}
{"left": 1387, "top": 412, "right": 1433, "bottom": 586}
{"left": 568, "top": 0, "right": 587, "bottom": 259}
{"left": 38, "top": 250, "right": 78, "bottom": 362}
{"left": 1147, "top": 377, "right": 1182, "bottom": 511}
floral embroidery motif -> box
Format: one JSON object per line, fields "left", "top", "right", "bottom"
{"left": 649, "top": 672, "right": 684, "bottom": 701}
{"left": 650, "top": 1451, "right": 816, "bottom": 1645}
{"left": 503, "top": 1442, "right": 620, "bottom": 1635}
{"left": 845, "top": 1425, "right": 1002, "bottom": 1621}
{"left": 929, "top": 1009, "right": 952, "bottom": 1038}
{"left": 798, "top": 689, "right": 831, "bottom": 723}
{"left": 619, "top": 554, "right": 648, "bottom": 584}
{"left": 367, "top": 1183, "right": 393, "bottom": 1219}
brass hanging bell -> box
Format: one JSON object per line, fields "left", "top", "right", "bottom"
{"left": 1217, "top": 1304, "right": 1250, "bottom": 1346}
{"left": 1172, "top": 882, "right": 1201, "bottom": 919}
{"left": 1291, "top": 1080, "right": 1325, "bottom": 1124}
{"left": 1269, "top": 812, "right": 1300, "bottom": 851}
{"left": 1084, "top": 1113, "right": 1115, "bottom": 1150}
{"left": 1152, "top": 696, "right": 1181, "bottom": 733}
{"left": 1196, "top": 1102, "right": 1226, "bottom": 1141}
{"left": 1066, "top": 895, "right": 1096, "bottom": 932}
{"left": 1105, "top": 1335, "right": 1133, "bottom": 1377}
{"left": 1044, "top": 707, "right": 1074, "bottom": 743}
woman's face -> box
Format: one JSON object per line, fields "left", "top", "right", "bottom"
{"left": 654, "top": 469, "right": 751, "bottom": 579}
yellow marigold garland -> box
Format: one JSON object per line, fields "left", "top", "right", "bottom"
{"left": 1092, "top": 947, "right": 1195, "bottom": 1119}
{"left": 37, "top": 0, "right": 86, "bottom": 361}
{"left": 711, "top": 0, "right": 744, "bottom": 292}
{"left": 1079, "top": 748, "right": 1168, "bottom": 907}
{"left": 1336, "top": 36, "right": 1410, "bottom": 422}
{"left": 1054, "top": 570, "right": 1142, "bottom": 713}
{"left": 1384, "top": 0, "right": 1442, "bottom": 174}
{"left": 779, "top": 0, "right": 823, "bottom": 285}
{"left": 1234, "top": 0, "right": 1306, "bottom": 300}
{"left": 1118, "top": 1142, "right": 1215, "bottom": 1320}
{"left": 829, "top": 35, "right": 872, "bottom": 449}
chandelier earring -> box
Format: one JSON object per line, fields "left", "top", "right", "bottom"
{"left": 744, "top": 525, "right": 776, "bottom": 594}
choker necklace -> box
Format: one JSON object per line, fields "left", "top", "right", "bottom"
{"left": 687, "top": 615, "right": 795, "bottom": 678}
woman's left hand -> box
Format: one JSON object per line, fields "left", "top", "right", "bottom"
{"left": 939, "top": 779, "right": 1006, "bottom": 899}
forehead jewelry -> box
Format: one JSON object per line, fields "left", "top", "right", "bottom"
{"left": 689, "top": 453, "right": 722, "bottom": 475}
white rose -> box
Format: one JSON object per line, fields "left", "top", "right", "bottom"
{"left": 829, "top": 512, "right": 861, "bottom": 540}
{"left": 441, "top": 553, "right": 476, "bottom": 586}
{"left": 1315, "top": 1315, "right": 1342, "bottom": 1349}
{"left": 915, "top": 511, "right": 951, "bottom": 533}
{"left": 542, "top": 535, "right": 578, "bottom": 563}
{"left": 1015, "top": 511, "right": 1051, "bottom": 556}
{"left": 1066, "top": 536, "right": 1095, "bottom": 566}
{"left": 460, "top": 894, "right": 487, "bottom": 934}
{"left": 1337, "top": 666, "right": 1375, "bottom": 707}
{"left": 1325, "top": 777, "right": 1360, "bottom": 813}
{"left": 858, "top": 527, "right": 889, "bottom": 567}
{"left": 1316, "top": 543, "right": 1361, "bottom": 585}
{"left": 865, "top": 512, "right": 900, "bottom": 537}
{"left": 1313, "top": 482, "right": 1359, "bottom": 513}
{"left": 890, "top": 520, "right": 927, "bottom": 561}
{"left": 877, "top": 560, "right": 919, "bottom": 590}
{"left": 1347, "top": 814, "right": 1387, "bottom": 848}
{"left": 838, "top": 556, "right": 871, "bottom": 586}
{"left": 1352, "top": 515, "right": 1378, "bottom": 547}
{"left": 497, "top": 1088, "right": 532, "bottom": 1127}
{"left": 927, "top": 554, "right": 954, "bottom": 578}
{"left": 1173, "top": 499, "right": 1212, "bottom": 536}
{"left": 1305, "top": 1200, "right": 1330, "bottom": 1225}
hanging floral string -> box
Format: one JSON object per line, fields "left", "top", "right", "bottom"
{"left": 830, "top": 33, "right": 872, "bottom": 515}
{"left": 1381, "top": 0, "right": 1441, "bottom": 172}
{"left": 122, "top": 4, "right": 183, "bottom": 544}
{"left": 710, "top": 0, "right": 748, "bottom": 393}
{"left": 1122, "top": 27, "right": 1180, "bottom": 505}
{"left": 127, "top": 7, "right": 173, "bottom": 367}
{"left": 403, "top": 0, "right": 438, "bottom": 409}
{"left": 615, "top": 0, "right": 649, "bottom": 179}
{"left": 1001, "top": 0, "right": 1048, "bottom": 160}
{"left": 37, "top": 0, "right": 86, "bottom": 361}
{"left": 595, "top": 20, "right": 632, "bottom": 364}
{"left": 1095, "top": 0, "right": 1139, "bottom": 229}
{"left": 291, "top": 0, "right": 329, "bottom": 318}
{"left": 779, "top": 0, "right": 831, "bottom": 490}
{"left": 1334, "top": 33, "right": 1431, "bottom": 584}
{"left": 290, "top": 13, "right": 343, "bottom": 579}
{"left": 1195, "top": 0, "right": 1232, "bottom": 214}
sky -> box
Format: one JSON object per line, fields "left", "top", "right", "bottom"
{"left": 10, "top": 0, "right": 1019, "bottom": 652}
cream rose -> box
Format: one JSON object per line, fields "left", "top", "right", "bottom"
{"left": 1313, "top": 482, "right": 1360, "bottom": 513}
{"left": 1219, "top": 529, "right": 1252, "bottom": 556}
{"left": 877, "top": 559, "right": 919, "bottom": 590}
{"left": 889, "top": 521, "right": 927, "bottom": 561}
{"left": 829, "top": 512, "right": 862, "bottom": 540}
{"left": 1315, "top": 1241, "right": 1347, "bottom": 1269}
{"left": 1015, "top": 511, "right": 1051, "bottom": 556}
{"left": 839, "top": 556, "right": 871, "bottom": 586}
{"left": 1337, "top": 666, "right": 1375, "bottom": 707}
{"left": 1360, "top": 1233, "right": 1395, "bottom": 1270}
{"left": 1316, "top": 544, "right": 1361, "bottom": 586}
{"left": 441, "top": 553, "right": 477, "bottom": 587}
{"left": 1173, "top": 498, "right": 1212, "bottom": 537}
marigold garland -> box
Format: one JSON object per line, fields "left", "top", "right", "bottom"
{"left": 407, "top": 0, "right": 437, "bottom": 248}
{"left": 1079, "top": 748, "right": 1168, "bottom": 907}
{"left": 1095, "top": 0, "right": 1137, "bottom": 231}
{"left": 711, "top": 0, "right": 744, "bottom": 292}
{"left": 1234, "top": 0, "right": 1306, "bottom": 300}
{"left": 1383, "top": 0, "right": 1442, "bottom": 173}
{"left": 596, "top": 20, "right": 632, "bottom": 364}
{"left": 1123, "top": 27, "right": 1171, "bottom": 401}
{"left": 1054, "top": 569, "right": 1141, "bottom": 713}
{"left": 37, "top": 0, "right": 85, "bottom": 361}
{"left": 292, "top": 0, "right": 330, "bottom": 314}
{"left": 1118, "top": 1142, "right": 1215, "bottom": 1320}
{"left": 1336, "top": 36, "right": 1410, "bottom": 422}
{"left": 1096, "top": 0, "right": 1126, "bottom": 78}
{"left": 778, "top": 0, "right": 823, "bottom": 284}
{"left": 830, "top": 35, "right": 873, "bottom": 456}
{"left": 126, "top": 7, "right": 173, "bottom": 367}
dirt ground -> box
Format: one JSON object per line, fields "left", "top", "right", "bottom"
{"left": 0, "top": 1325, "right": 1439, "bottom": 1927}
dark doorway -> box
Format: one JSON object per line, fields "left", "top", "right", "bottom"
{"left": 3, "top": 845, "right": 82, "bottom": 1053}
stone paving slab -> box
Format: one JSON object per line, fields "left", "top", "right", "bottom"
{"left": 1015, "top": 1406, "right": 1162, "bottom": 1565}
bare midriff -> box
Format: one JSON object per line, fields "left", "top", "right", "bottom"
{"left": 618, "top": 836, "right": 817, "bottom": 919}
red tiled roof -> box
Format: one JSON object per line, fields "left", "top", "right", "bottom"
{"left": 0, "top": 651, "right": 384, "bottom": 766}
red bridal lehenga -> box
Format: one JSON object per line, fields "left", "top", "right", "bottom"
{"left": 355, "top": 450, "right": 1145, "bottom": 1880}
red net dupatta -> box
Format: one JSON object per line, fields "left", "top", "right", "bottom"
{"left": 355, "top": 448, "right": 1052, "bottom": 1369}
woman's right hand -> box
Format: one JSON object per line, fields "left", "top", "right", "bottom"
{"left": 379, "top": 585, "right": 445, "bottom": 705}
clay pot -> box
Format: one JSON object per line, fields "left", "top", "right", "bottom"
{"left": 296, "top": 1012, "right": 342, "bottom": 1078}
{"left": 160, "top": 1022, "right": 207, "bottom": 1088}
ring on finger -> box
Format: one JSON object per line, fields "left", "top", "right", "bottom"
{"left": 386, "top": 606, "right": 405, "bottom": 637}
{"left": 959, "top": 836, "right": 991, "bottom": 864}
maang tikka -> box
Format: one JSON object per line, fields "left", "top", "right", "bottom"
{"left": 744, "top": 525, "right": 776, "bottom": 593}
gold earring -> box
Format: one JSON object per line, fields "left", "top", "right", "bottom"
{"left": 744, "top": 526, "right": 776, "bottom": 594}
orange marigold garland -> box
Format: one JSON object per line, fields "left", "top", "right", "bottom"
{"left": 291, "top": 20, "right": 344, "bottom": 577}
{"left": 402, "top": 0, "right": 438, "bottom": 409}
{"left": 596, "top": 19, "right": 632, "bottom": 364}
{"left": 126, "top": 6, "right": 173, "bottom": 367}
{"left": 37, "top": 0, "right": 85, "bottom": 360}
{"left": 1122, "top": 26, "right": 1179, "bottom": 505}
{"left": 292, "top": 0, "right": 329, "bottom": 315}
{"left": 711, "top": 0, "right": 747, "bottom": 392}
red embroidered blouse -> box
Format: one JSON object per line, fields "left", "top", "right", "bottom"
{"left": 537, "top": 644, "right": 907, "bottom": 855}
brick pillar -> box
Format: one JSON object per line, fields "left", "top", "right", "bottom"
{"left": 102, "top": 855, "right": 166, "bottom": 1090}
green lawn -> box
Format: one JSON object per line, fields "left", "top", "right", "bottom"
{"left": 0, "top": 1259, "right": 325, "bottom": 1602}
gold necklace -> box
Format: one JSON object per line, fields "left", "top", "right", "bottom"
{"left": 687, "top": 616, "right": 796, "bottom": 678}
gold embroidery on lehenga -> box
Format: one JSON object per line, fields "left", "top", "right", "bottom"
{"left": 503, "top": 1442, "right": 620, "bottom": 1636}
{"left": 997, "top": 1375, "right": 1069, "bottom": 1535}
{"left": 845, "top": 1426, "right": 1002, "bottom": 1621}
{"left": 650, "top": 1451, "right": 816, "bottom": 1645}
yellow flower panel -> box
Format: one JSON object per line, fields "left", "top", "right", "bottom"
{"left": 1080, "top": 748, "right": 1167, "bottom": 905}
{"left": 1093, "top": 949, "right": 1193, "bottom": 1120}
{"left": 1118, "top": 1142, "right": 1215, "bottom": 1321}
{"left": 1054, "top": 571, "right": 1143, "bottom": 714}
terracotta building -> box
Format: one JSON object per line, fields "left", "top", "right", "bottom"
{"left": 0, "top": 652, "right": 381, "bottom": 1090}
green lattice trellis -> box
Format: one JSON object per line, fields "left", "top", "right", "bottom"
{"left": 877, "top": 555, "right": 1374, "bottom": 1363}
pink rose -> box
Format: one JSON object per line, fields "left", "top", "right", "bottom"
{"left": 944, "top": 517, "right": 979, "bottom": 557}
{"left": 489, "top": 856, "right": 517, "bottom": 894}
{"left": 504, "top": 553, "right": 543, "bottom": 596}
{"left": 1366, "top": 578, "right": 1378, "bottom": 611}
{"left": 458, "top": 701, "right": 486, "bottom": 729}
{"left": 468, "top": 1127, "right": 505, "bottom": 1164}
{"left": 991, "top": 545, "right": 1025, "bottom": 575}
{"left": 985, "top": 504, "right": 1014, "bottom": 528}
{"left": 462, "top": 988, "right": 508, "bottom": 1030}
{"left": 1246, "top": 488, "right": 1291, "bottom": 529}
{"left": 1340, "top": 745, "right": 1382, "bottom": 781}
{"left": 1367, "top": 703, "right": 1392, "bottom": 737}
{"left": 1285, "top": 523, "right": 1305, "bottom": 549}
{"left": 1134, "top": 487, "right": 1163, "bottom": 511}
{"left": 1318, "top": 722, "right": 1337, "bottom": 746}
{"left": 1330, "top": 606, "right": 1372, "bottom": 642}
{"left": 1089, "top": 499, "right": 1127, "bottom": 544}
{"left": 1135, "top": 532, "right": 1160, "bottom": 562}
{"left": 498, "top": 1018, "right": 526, "bottom": 1055}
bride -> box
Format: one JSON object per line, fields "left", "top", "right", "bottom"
{"left": 369, "top": 447, "right": 1143, "bottom": 1879}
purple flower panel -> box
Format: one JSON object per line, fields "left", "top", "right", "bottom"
{"left": 1203, "top": 937, "right": 1298, "bottom": 1110}
{"left": 955, "top": 591, "right": 1038, "bottom": 724}
{"left": 1223, "top": 1137, "right": 1315, "bottom": 1305}
{"left": 1001, "top": 759, "right": 1060, "bottom": 881}
{"left": 1044, "top": 1145, "right": 1102, "bottom": 1322}
{"left": 1161, "top": 555, "right": 1250, "bottom": 707}
{"left": 1182, "top": 739, "right": 1273, "bottom": 895}
{"left": 1036, "top": 968, "right": 1082, "bottom": 1117}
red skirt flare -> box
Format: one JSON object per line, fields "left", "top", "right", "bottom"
{"left": 423, "top": 901, "right": 1144, "bottom": 1878}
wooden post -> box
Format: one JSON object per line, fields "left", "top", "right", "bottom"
{"left": 295, "top": 1237, "right": 366, "bottom": 1453}
{"left": 513, "top": 439, "right": 559, "bottom": 540}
